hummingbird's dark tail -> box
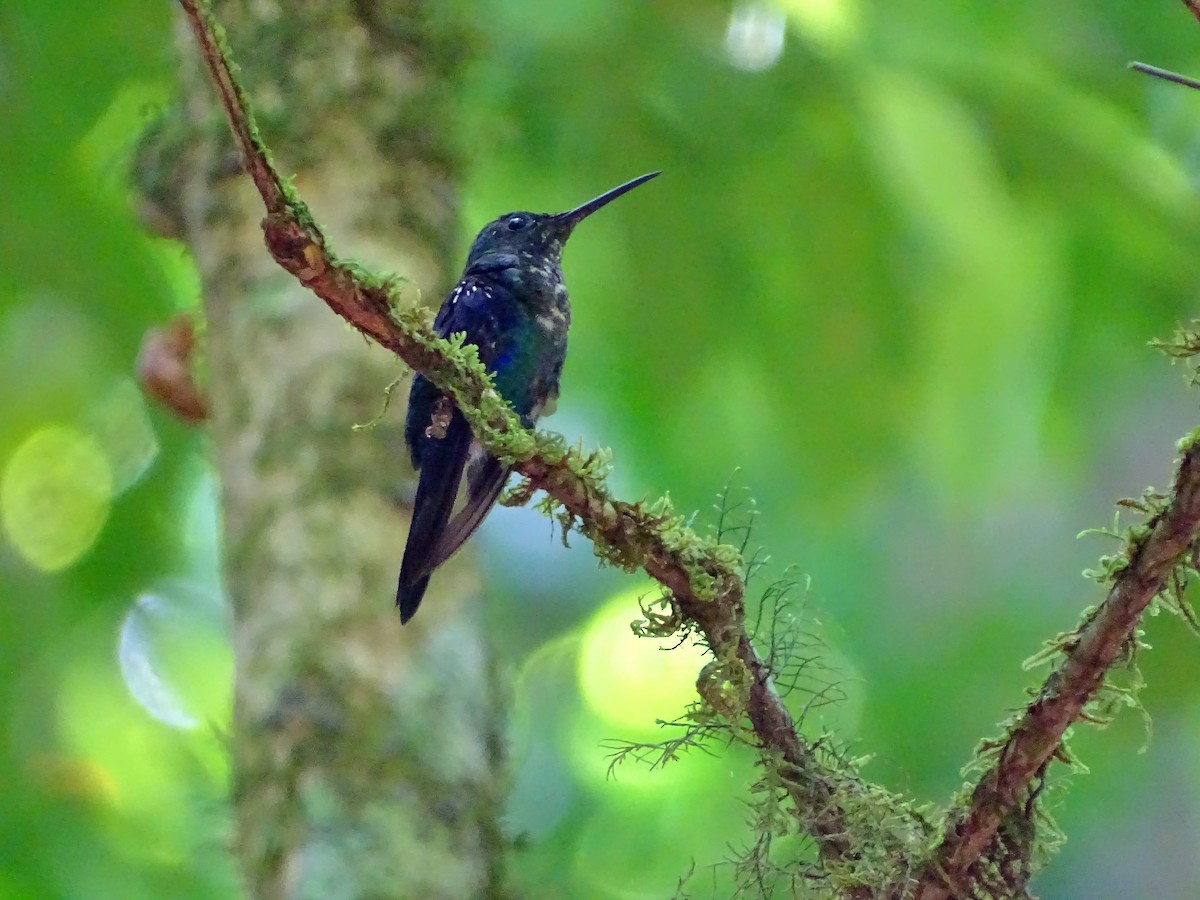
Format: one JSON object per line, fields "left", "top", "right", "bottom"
{"left": 397, "top": 411, "right": 471, "bottom": 623}
{"left": 397, "top": 573, "right": 432, "bottom": 624}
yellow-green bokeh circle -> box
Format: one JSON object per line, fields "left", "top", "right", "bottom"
{"left": 577, "top": 586, "right": 708, "bottom": 737}
{"left": 1, "top": 425, "right": 113, "bottom": 572}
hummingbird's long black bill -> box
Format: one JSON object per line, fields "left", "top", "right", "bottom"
{"left": 555, "top": 171, "right": 660, "bottom": 229}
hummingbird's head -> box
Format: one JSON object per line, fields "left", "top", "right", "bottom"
{"left": 463, "top": 172, "right": 659, "bottom": 278}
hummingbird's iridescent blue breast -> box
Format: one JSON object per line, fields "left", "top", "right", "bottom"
{"left": 433, "top": 270, "right": 568, "bottom": 427}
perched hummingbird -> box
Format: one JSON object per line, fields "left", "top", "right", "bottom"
{"left": 397, "top": 172, "right": 660, "bottom": 623}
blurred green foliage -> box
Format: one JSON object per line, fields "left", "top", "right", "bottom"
{"left": 4, "top": 0, "right": 1200, "bottom": 897}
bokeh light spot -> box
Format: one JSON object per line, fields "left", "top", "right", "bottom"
{"left": 1, "top": 425, "right": 113, "bottom": 572}
{"left": 118, "top": 581, "right": 231, "bottom": 730}
{"left": 724, "top": 2, "right": 787, "bottom": 72}
{"left": 28, "top": 753, "right": 119, "bottom": 808}
{"left": 56, "top": 649, "right": 225, "bottom": 862}
{"left": 578, "top": 587, "right": 708, "bottom": 736}
{"left": 782, "top": 0, "right": 860, "bottom": 52}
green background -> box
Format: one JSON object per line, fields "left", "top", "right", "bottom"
{"left": 3, "top": 1, "right": 1200, "bottom": 896}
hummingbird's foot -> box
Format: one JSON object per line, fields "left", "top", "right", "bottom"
{"left": 424, "top": 395, "right": 453, "bottom": 440}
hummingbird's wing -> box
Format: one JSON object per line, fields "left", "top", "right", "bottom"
{"left": 396, "top": 277, "right": 509, "bottom": 622}
{"left": 421, "top": 450, "right": 509, "bottom": 575}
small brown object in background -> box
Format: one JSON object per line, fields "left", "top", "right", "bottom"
{"left": 136, "top": 315, "right": 209, "bottom": 423}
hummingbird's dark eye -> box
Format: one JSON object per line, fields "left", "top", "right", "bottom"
{"left": 505, "top": 215, "right": 528, "bottom": 231}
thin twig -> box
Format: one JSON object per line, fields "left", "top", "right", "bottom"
{"left": 175, "top": 0, "right": 869, "bottom": 882}
{"left": 1130, "top": 60, "right": 1200, "bottom": 92}
{"left": 912, "top": 444, "right": 1200, "bottom": 899}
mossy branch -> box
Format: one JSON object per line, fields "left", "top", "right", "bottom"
{"left": 176, "top": 0, "right": 872, "bottom": 881}
{"left": 910, "top": 386, "right": 1200, "bottom": 899}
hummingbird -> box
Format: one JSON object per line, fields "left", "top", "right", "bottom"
{"left": 396, "top": 172, "right": 660, "bottom": 623}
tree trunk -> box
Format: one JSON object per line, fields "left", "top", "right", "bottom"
{"left": 144, "top": 2, "right": 505, "bottom": 896}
